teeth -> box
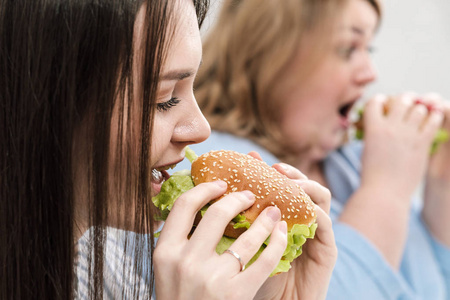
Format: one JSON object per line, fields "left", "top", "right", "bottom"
{"left": 156, "top": 164, "right": 176, "bottom": 171}
{"left": 151, "top": 169, "right": 163, "bottom": 182}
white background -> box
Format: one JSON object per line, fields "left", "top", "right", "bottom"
{"left": 367, "top": 0, "right": 450, "bottom": 99}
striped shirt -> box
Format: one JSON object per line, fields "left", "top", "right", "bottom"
{"left": 75, "top": 227, "right": 153, "bottom": 299}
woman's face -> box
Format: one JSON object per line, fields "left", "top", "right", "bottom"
{"left": 73, "top": 0, "right": 208, "bottom": 236}
{"left": 275, "top": 0, "right": 378, "bottom": 163}
{"left": 149, "top": 0, "right": 210, "bottom": 195}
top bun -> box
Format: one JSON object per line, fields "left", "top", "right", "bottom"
{"left": 191, "top": 150, "right": 316, "bottom": 238}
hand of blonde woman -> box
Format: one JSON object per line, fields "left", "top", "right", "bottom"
{"left": 419, "top": 94, "right": 450, "bottom": 246}
{"left": 360, "top": 93, "right": 443, "bottom": 200}
{"left": 153, "top": 181, "right": 288, "bottom": 300}
{"left": 341, "top": 93, "right": 443, "bottom": 268}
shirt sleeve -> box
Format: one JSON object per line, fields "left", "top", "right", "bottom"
{"left": 326, "top": 222, "right": 416, "bottom": 300}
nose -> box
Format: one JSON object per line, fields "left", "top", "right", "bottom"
{"left": 172, "top": 97, "right": 211, "bottom": 146}
{"left": 355, "top": 54, "right": 377, "bottom": 86}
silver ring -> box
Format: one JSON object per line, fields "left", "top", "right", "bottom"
{"left": 224, "top": 249, "right": 246, "bottom": 272}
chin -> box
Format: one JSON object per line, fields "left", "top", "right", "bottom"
{"left": 318, "top": 135, "right": 344, "bottom": 158}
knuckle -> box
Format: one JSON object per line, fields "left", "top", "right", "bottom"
{"left": 203, "top": 274, "right": 223, "bottom": 297}
{"left": 321, "top": 186, "right": 332, "bottom": 201}
{"left": 222, "top": 289, "right": 243, "bottom": 299}
{"left": 320, "top": 211, "right": 333, "bottom": 227}
{"left": 176, "top": 256, "right": 197, "bottom": 279}
{"left": 153, "top": 245, "right": 175, "bottom": 268}
{"left": 239, "top": 233, "right": 262, "bottom": 250}
{"left": 260, "top": 251, "right": 280, "bottom": 269}
{"left": 414, "top": 105, "right": 428, "bottom": 115}
{"left": 205, "top": 202, "right": 229, "bottom": 220}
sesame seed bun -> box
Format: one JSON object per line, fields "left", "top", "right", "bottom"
{"left": 191, "top": 150, "right": 316, "bottom": 239}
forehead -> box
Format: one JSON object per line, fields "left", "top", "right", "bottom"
{"left": 337, "top": 0, "right": 379, "bottom": 39}
{"left": 164, "top": 0, "right": 201, "bottom": 65}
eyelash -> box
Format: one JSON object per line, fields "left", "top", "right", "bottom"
{"left": 338, "top": 45, "right": 374, "bottom": 60}
{"left": 157, "top": 97, "right": 181, "bottom": 112}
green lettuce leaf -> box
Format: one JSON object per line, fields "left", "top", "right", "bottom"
{"left": 152, "top": 174, "right": 194, "bottom": 221}
{"left": 185, "top": 146, "right": 198, "bottom": 163}
{"left": 431, "top": 128, "right": 449, "bottom": 154}
{"left": 215, "top": 222, "right": 317, "bottom": 277}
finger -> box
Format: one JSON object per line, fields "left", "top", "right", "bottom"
{"left": 364, "top": 94, "right": 388, "bottom": 126}
{"left": 421, "top": 92, "right": 445, "bottom": 108}
{"left": 386, "top": 94, "right": 414, "bottom": 122}
{"left": 189, "top": 191, "right": 256, "bottom": 253}
{"left": 238, "top": 220, "right": 288, "bottom": 280}
{"left": 421, "top": 108, "right": 444, "bottom": 140}
{"left": 305, "top": 204, "right": 336, "bottom": 263}
{"left": 439, "top": 101, "right": 450, "bottom": 129}
{"left": 405, "top": 102, "right": 429, "bottom": 129}
{"left": 272, "top": 163, "right": 308, "bottom": 180}
{"left": 313, "top": 204, "right": 334, "bottom": 245}
{"left": 248, "top": 151, "right": 263, "bottom": 161}
{"left": 158, "top": 181, "right": 228, "bottom": 243}
{"left": 219, "top": 206, "right": 282, "bottom": 274}
{"left": 295, "top": 180, "right": 331, "bottom": 214}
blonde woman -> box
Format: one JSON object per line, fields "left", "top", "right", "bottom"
{"left": 187, "top": 0, "right": 450, "bottom": 299}
{"left": 1, "top": 0, "right": 337, "bottom": 299}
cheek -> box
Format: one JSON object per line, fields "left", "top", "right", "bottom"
{"left": 279, "top": 101, "right": 312, "bottom": 140}
{"left": 150, "top": 116, "right": 173, "bottom": 165}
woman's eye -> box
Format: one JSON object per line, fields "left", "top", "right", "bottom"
{"left": 337, "top": 46, "right": 357, "bottom": 60}
{"left": 157, "top": 97, "right": 181, "bottom": 112}
{"left": 367, "top": 45, "right": 375, "bottom": 55}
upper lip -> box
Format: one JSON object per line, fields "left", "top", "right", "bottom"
{"left": 152, "top": 158, "right": 184, "bottom": 172}
{"left": 339, "top": 94, "right": 362, "bottom": 118}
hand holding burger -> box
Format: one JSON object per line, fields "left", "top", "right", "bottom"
{"left": 352, "top": 96, "right": 449, "bottom": 154}
{"left": 153, "top": 149, "right": 318, "bottom": 275}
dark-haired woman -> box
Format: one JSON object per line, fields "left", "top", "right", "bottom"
{"left": 1, "top": 0, "right": 336, "bottom": 298}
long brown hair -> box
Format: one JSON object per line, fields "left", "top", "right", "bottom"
{"left": 195, "top": 0, "right": 381, "bottom": 160}
{"left": 0, "top": 0, "right": 208, "bottom": 299}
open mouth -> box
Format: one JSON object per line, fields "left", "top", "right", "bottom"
{"left": 338, "top": 102, "right": 355, "bottom": 118}
{"left": 151, "top": 164, "right": 176, "bottom": 184}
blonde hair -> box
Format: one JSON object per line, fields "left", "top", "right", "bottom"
{"left": 195, "top": 0, "right": 381, "bottom": 159}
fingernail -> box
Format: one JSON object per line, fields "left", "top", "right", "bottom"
{"left": 278, "top": 221, "right": 287, "bottom": 235}
{"left": 295, "top": 179, "right": 308, "bottom": 186}
{"left": 414, "top": 98, "right": 424, "bottom": 105}
{"left": 214, "top": 180, "right": 227, "bottom": 188}
{"left": 241, "top": 190, "right": 255, "bottom": 200}
{"left": 426, "top": 104, "right": 436, "bottom": 112}
{"left": 430, "top": 106, "right": 443, "bottom": 113}
{"left": 266, "top": 207, "right": 281, "bottom": 222}
{"left": 277, "top": 163, "right": 289, "bottom": 171}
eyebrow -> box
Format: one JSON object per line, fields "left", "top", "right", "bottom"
{"left": 160, "top": 60, "right": 203, "bottom": 81}
{"left": 160, "top": 70, "right": 195, "bottom": 81}
{"left": 350, "top": 26, "right": 367, "bottom": 37}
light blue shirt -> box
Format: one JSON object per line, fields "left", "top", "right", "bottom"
{"left": 75, "top": 227, "right": 155, "bottom": 299}
{"left": 183, "top": 130, "right": 450, "bottom": 300}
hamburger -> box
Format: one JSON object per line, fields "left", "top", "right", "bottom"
{"left": 152, "top": 148, "right": 317, "bottom": 275}
{"left": 352, "top": 101, "right": 449, "bottom": 154}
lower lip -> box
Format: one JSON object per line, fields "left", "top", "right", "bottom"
{"left": 151, "top": 181, "right": 163, "bottom": 196}
{"left": 339, "top": 116, "right": 350, "bottom": 129}
{"left": 151, "top": 170, "right": 170, "bottom": 195}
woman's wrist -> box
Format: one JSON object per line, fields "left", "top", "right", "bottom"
{"left": 423, "top": 182, "right": 450, "bottom": 246}
{"left": 339, "top": 185, "right": 411, "bottom": 269}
